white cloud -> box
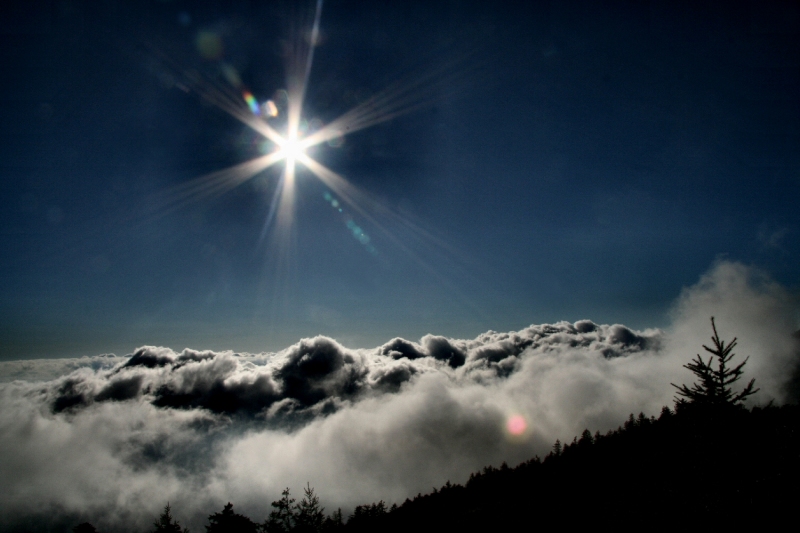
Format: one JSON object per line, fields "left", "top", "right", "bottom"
{"left": 0, "top": 260, "right": 796, "bottom": 532}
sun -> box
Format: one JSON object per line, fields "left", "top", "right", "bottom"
{"left": 154, "top": 0, "right": 457, "bottom": 247}
{"left": 277, "top": 133, "right": 305, "bottom": 167}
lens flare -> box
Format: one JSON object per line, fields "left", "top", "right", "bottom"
{"left": 263, "top": 100, "right": 279, "bottom": 117}
{"left": 147, "top": 0, "right": 480, "bottom": 316}
{"left": 506, "top": 415, "right": 527, "bottom": 436}
{"left": 323, "top": 192, "right": 377, "bottom": 254}
{"left": 243, "top": 90, "right": 260, "bottom": 116}
{"left": 195, "top": 31, "right": 224, "bottom": 60}
{"left": 222, "top": 63, "right": 242, "bottom": 88}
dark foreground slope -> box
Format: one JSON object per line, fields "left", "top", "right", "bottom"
{"left": 64, "top": 402, "right": 800, "bottom": 533}
{"left": 343, "top": 403, "right": 800, "bottom": 531}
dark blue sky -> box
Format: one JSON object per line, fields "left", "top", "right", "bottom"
{"left": 1, "top": 0, "right": 798, "bottom": 359}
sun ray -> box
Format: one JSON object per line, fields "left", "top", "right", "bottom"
{"left": 141, "top": 0, "right": 494, "bottom": 323}
{"left": 299, "top": 56, "right": 476, "bottom": 151}
{"left": 151, "top": 153, "right": 284, "bottom": 217}
{"left": 294, "top": 149, "right": 497, "bottom": 324}
{"left": 297, "top": 154, "right": 471, "bottom": 274}
{"left": 184, "top": 70, "right": 285, "bottom": 145}
{"left": 143, "top": 45, "right": 288, "bottom": 146}
{"left": 143, "top": 3, "right": 477, "bottom": 223}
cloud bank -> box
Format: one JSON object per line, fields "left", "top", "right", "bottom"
{"left": 0, "top": 261, "right": 797, "bottom": 532}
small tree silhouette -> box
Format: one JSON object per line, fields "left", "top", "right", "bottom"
{"left": 205, "top": 502, "right": 258, "bottom": 533}
{"left": 321, "top": 509, "right": 343, "bottom": 533}
{"left": 347, "top": 501, "right": 387, "bottom": 528}
{"left": 263, "top": 489, "right": 296, "bottom": 533}
{"left": 295, "top": 483, "right": 325, "bottom": 533}
{"left": 672, "top": 317, "right": 759, "bottom": 407}
{"left": 151, "top": 503, "right": 189, "bottom": 533}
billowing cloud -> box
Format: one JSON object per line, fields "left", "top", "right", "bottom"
{"left": 0, "top": 260, "right": 796, "bottom": 532}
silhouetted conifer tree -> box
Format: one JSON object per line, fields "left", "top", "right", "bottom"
{"left": 624, "top": 413, "right": 636, "bottom": 430}
{"left": 295, "top": 483, "right": 325, "bottom": 533}
{"left": 205, "top": 502, "right": 258, "bottom": 533}
{"left": 152, "top": 503, "right": 189, "bottom": 533}
{"left": 672, "top": 317, "right": 759, "bottom": 407}
{"left": 348, "top": 501, "right": 387, "bottom": 528}
{"left": 321, "top": 509, "right": 343, "bottom": 533}
{"left": 264, "top": 488, "right": 296, "bottom": 533}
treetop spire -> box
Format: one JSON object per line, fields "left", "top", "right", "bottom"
{"left": 671, "top": 317, "right": 759, "bottom": 407}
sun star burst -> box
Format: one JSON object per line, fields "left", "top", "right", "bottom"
{"left": 153, "top": 0, "right": 461, "bottom": 263}
{"left": 277, "top": 132, "right": 305, "bottom": 168}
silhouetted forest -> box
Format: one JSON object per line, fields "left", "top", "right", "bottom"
{"left": 73, "top": 320, "right": 800, "bottom": 531}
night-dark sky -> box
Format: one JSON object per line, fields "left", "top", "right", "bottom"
{"left": 1, "top": 0, "right": 798, "bottom": 360}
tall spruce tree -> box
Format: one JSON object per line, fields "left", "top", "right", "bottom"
{"left": 294, "top": 483, "right": 325, "bottom": 533}
{"left": 672, "top": 317, "right": 759, "bottom": 407}
{"left": 151, "top": 503, "right": 189, "bottom": 533}
{"left": 263, "top": 488, "right": 296, "bottom": 533}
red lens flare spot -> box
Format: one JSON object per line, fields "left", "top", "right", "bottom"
{"left": 507, "top": 415, "right": 527, "bottom": 436}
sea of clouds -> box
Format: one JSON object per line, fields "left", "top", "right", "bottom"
{"left": 0, "top": 261, "right": 797, "bottom": 532}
